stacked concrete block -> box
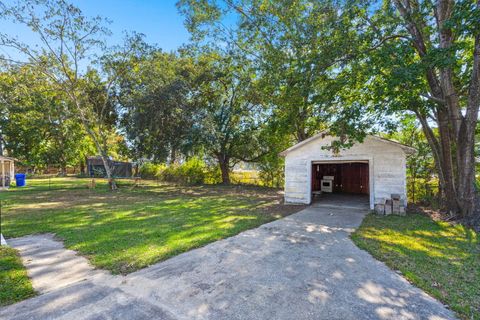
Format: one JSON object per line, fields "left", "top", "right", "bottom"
{"left": 391, "top": 194, "right": 401, "bottom": 214}
{"left": 391, "top": 193, "right": 406, "bottom": 216}
{"left": 374, "top": 201, "right": 385, "bottom": 215}
{"left": 374, "top": 195, "right": 406, "bottom": 216}
{"left": 384, "top": 199, "right": 393, "bottom": 215}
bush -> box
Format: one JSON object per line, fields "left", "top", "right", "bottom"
{"left": 171, "top": 157, "right": 207, "bottom": 185}
{"left": 231, "top": 170, "right": 263, "bottom": 186}
{"left": 139, "top": 163, "right": 165, "bottom": 179}
{"left": 140, "top": 157, "right": 215, "bottom": 185}
{"left": 258, "top": 157, "right": 284, "bottom": 188}
{"left": 407, "top": 177, "right": 440, "bottom": 205}
{"left": 205, "top": 166, "right": 222, "bottom": 184}
{"left": 140, "top": 158, "right": 283, "bottom": 187}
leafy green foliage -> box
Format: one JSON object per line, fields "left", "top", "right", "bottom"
{"left": 140, "top": 157, "right": 220, "bottom": 185}
{"left": 0, "top": 65, "right": 96, "bottom": 171}
{"left": 110, "top": 39, "right": 199, "bottom": 162}
{"left": 191, "top": 50, "right": 267, "bottom": 183}
{"left": 138, "top": 162, "right": 166, "bottom": 180}
{"left": 161, "top": 157, "right": 210, "bottom": 185}
{"left": 386, "top": 116, "right": 438, "bottom": 204}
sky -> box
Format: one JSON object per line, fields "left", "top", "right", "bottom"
{"left": 70, "top": 0, "right": 190, "bottom": 50}
{"left": 1, "top": 0, "right": 191, "bottom": 56}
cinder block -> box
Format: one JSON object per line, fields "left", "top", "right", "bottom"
{"left": 374, "top": 204, "right": 385, "bottom": 215}
{"left": 385, "top": 199, "right": 393, "bottom": 215}
{"left": 391, "top": 193, "right": 401, "bottom": 200}
{"left": 392, "top": 199, "right": 401, "bottom": 214}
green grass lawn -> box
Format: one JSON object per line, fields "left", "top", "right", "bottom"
{"left": 0, "top": 246, "right": 35, "bottom": 306}
{"left": 0, "top": 177, "right": 300, "bottom": 275}
{"left": 351, "top": 213, "right": 480, "bottom": 320}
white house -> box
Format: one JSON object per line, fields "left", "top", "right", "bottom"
{"left": 280, "top": 133, "right": 415, "bottom": 210}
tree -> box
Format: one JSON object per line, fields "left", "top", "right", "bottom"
{"left": 256, "top": 122, "right": 290, "bottom": 188}
{"left": 0, "top": 63, "right": 95, "bottom": 172}
{"left": 0, "top": 0, "right": 127, "bottom": 189}
{"left": 110, "top": 45, "right": 198, "bottom": 163}
{"left": 388, "top": 116, "right": 436, "bottom": 204}
{"left": 193, "top": 50, "right": 266, "bottom": 184}
{"left": 358, "top": 0, "right": 480, "bottom": 224}
{"left": 178, "top": 0, "right": 365, "bottom": 143}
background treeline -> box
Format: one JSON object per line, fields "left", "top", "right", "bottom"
{"left": 0, "top": 0, "right": 479, "bottom": 224}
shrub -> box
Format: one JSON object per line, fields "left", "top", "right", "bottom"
{"left": 140, "top": 158, "right": 282, "bottom": 187}
{"left": 205, "top": 166, "right": 222, "bottom": 184}
{"left": 159, "top": 164, "right": 178, "bottom": 182}
{"left": 139, "top": 163, "right": 165, "bottom": 179}
{"left": 141, "top": 157, "right": 213, "bottom": 185}
{"left": 258, "top": 157, "right": 284, "bottom": 188}
{"left": 407, "top": 177, "right": 440, "bottom": 205}
{"left": 175, "top": 157, "right": 207, "bottom": 185}
{"left": 231, "top": 170, "right": 263, "bottom": 186}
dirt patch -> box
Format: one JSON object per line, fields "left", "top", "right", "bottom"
{"left": 408, "top": 195, "right": 480, "bottom": 231}
{"left": 408, "top": 204, "right": 460, "bottom": 224}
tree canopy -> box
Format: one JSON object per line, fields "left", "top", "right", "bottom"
{"left": 1, "top": 0, "right": 479, "bottom": 225}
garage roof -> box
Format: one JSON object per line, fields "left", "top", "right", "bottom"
{"left": 279, "top": 132, "right": 416, "bottom": 156}
{"left": 0, "top": 156, "right": 17, "bottom": 161}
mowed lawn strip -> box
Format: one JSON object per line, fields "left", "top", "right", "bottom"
{"left": 351, "top": 213, "right": 480, "bottom": 320}
{"left": 0, "top": 246, "right": 36, "bottom": 306}
{"left": 1, "top": 177, "right": 301, "bottom": 275}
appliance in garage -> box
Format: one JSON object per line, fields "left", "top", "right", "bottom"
{"left": 320, "top": 176, "right": 334, "bottom": 193}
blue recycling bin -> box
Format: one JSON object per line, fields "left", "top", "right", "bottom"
{"left": 15, "top": 173, "right": 26, "bottom": 187}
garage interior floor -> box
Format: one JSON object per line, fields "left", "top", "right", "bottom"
{"left": 311, "top": 193, "right": 370, "bottom": 210}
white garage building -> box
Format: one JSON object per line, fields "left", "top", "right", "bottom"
{"left": 280, "top": 133, "right": 415, "bottom": 210}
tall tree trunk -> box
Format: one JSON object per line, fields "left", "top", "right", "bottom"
{"left": 60, "top": 163, "right": 67, "bottom": 177}
{"left": 395, "top": 0, "right": 479, "bottom": 224}
{"left": 218, "top": 155, "right": 230, "bottom": 184}
{"left": 86, "top": 125, "right": 117, "bottom": 190}
{"left": 75, "top": 103, "right": 117, "bottom": 190}
{"left": 456, "top": 130, "right": 477, "bottom": 221}
{"left": 170, "top": 148, "right": 177, "bottom": 165}
{"left": 68, "top": 93, "right": 117, "bottom": 190}
{"left": 80, "top": 160, "right": 85, "bottom": 175}
{"left": 437, "top": 111, "right": 459, "bottom": 214}
{"left": 457, "top": 29, "right": 480, "bottom": 225}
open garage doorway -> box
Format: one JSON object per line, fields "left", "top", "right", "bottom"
{"left": 311, "top": 161, "right": 370, "bottom": 209}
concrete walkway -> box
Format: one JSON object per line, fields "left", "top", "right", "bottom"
{"left": 1, "top": 204, "right": 456, "bottom": 320}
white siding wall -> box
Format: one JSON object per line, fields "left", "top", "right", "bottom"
{"left": 284, "top": 136, "right": 408, "bottom": 209}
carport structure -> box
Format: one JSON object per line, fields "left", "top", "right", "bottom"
{"left": 0, "top": 155, "right": 16, "bottom": 190}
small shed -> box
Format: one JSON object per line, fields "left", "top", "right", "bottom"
{"left": 0, "top": 156, "right": 16, "bottom": 189}
{"left": 280, "top": 133, "right": 415, "bottom": 210}
{"left": 86, "top": 156, "right": 133, "bottom": 178}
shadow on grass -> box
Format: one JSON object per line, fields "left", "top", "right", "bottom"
{"left": 2, "top": 179, "right": 298, "bottom": 275}
{"left": 351, "top": 213, "right": 480, "bottom": 320}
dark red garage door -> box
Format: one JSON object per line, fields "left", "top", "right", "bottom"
{"left": 311, "top": 162, "right": 369, "bottom": 195}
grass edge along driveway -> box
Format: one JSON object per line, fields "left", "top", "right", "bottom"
{"left": 351, "top": 213, "right": 479, "bottom": 320}
{"left": 1, "top": 178, "right": 302, "bottom": 276}
{"left": 0, "top": 246, "right": 36, "bottom": 306}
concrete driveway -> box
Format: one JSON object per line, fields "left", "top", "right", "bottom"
{"left": 1, "top": 200, "right": 455, "bottom": 320}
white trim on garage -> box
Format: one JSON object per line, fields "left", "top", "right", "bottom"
{"left": 307, "top": 156, "right": 374, "bottom": 209}
{"left": 281, "top": 135, "right": 412, "bottom": 207}
{"left": 279, "top": 132, "right": 415, "bottom": 157}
